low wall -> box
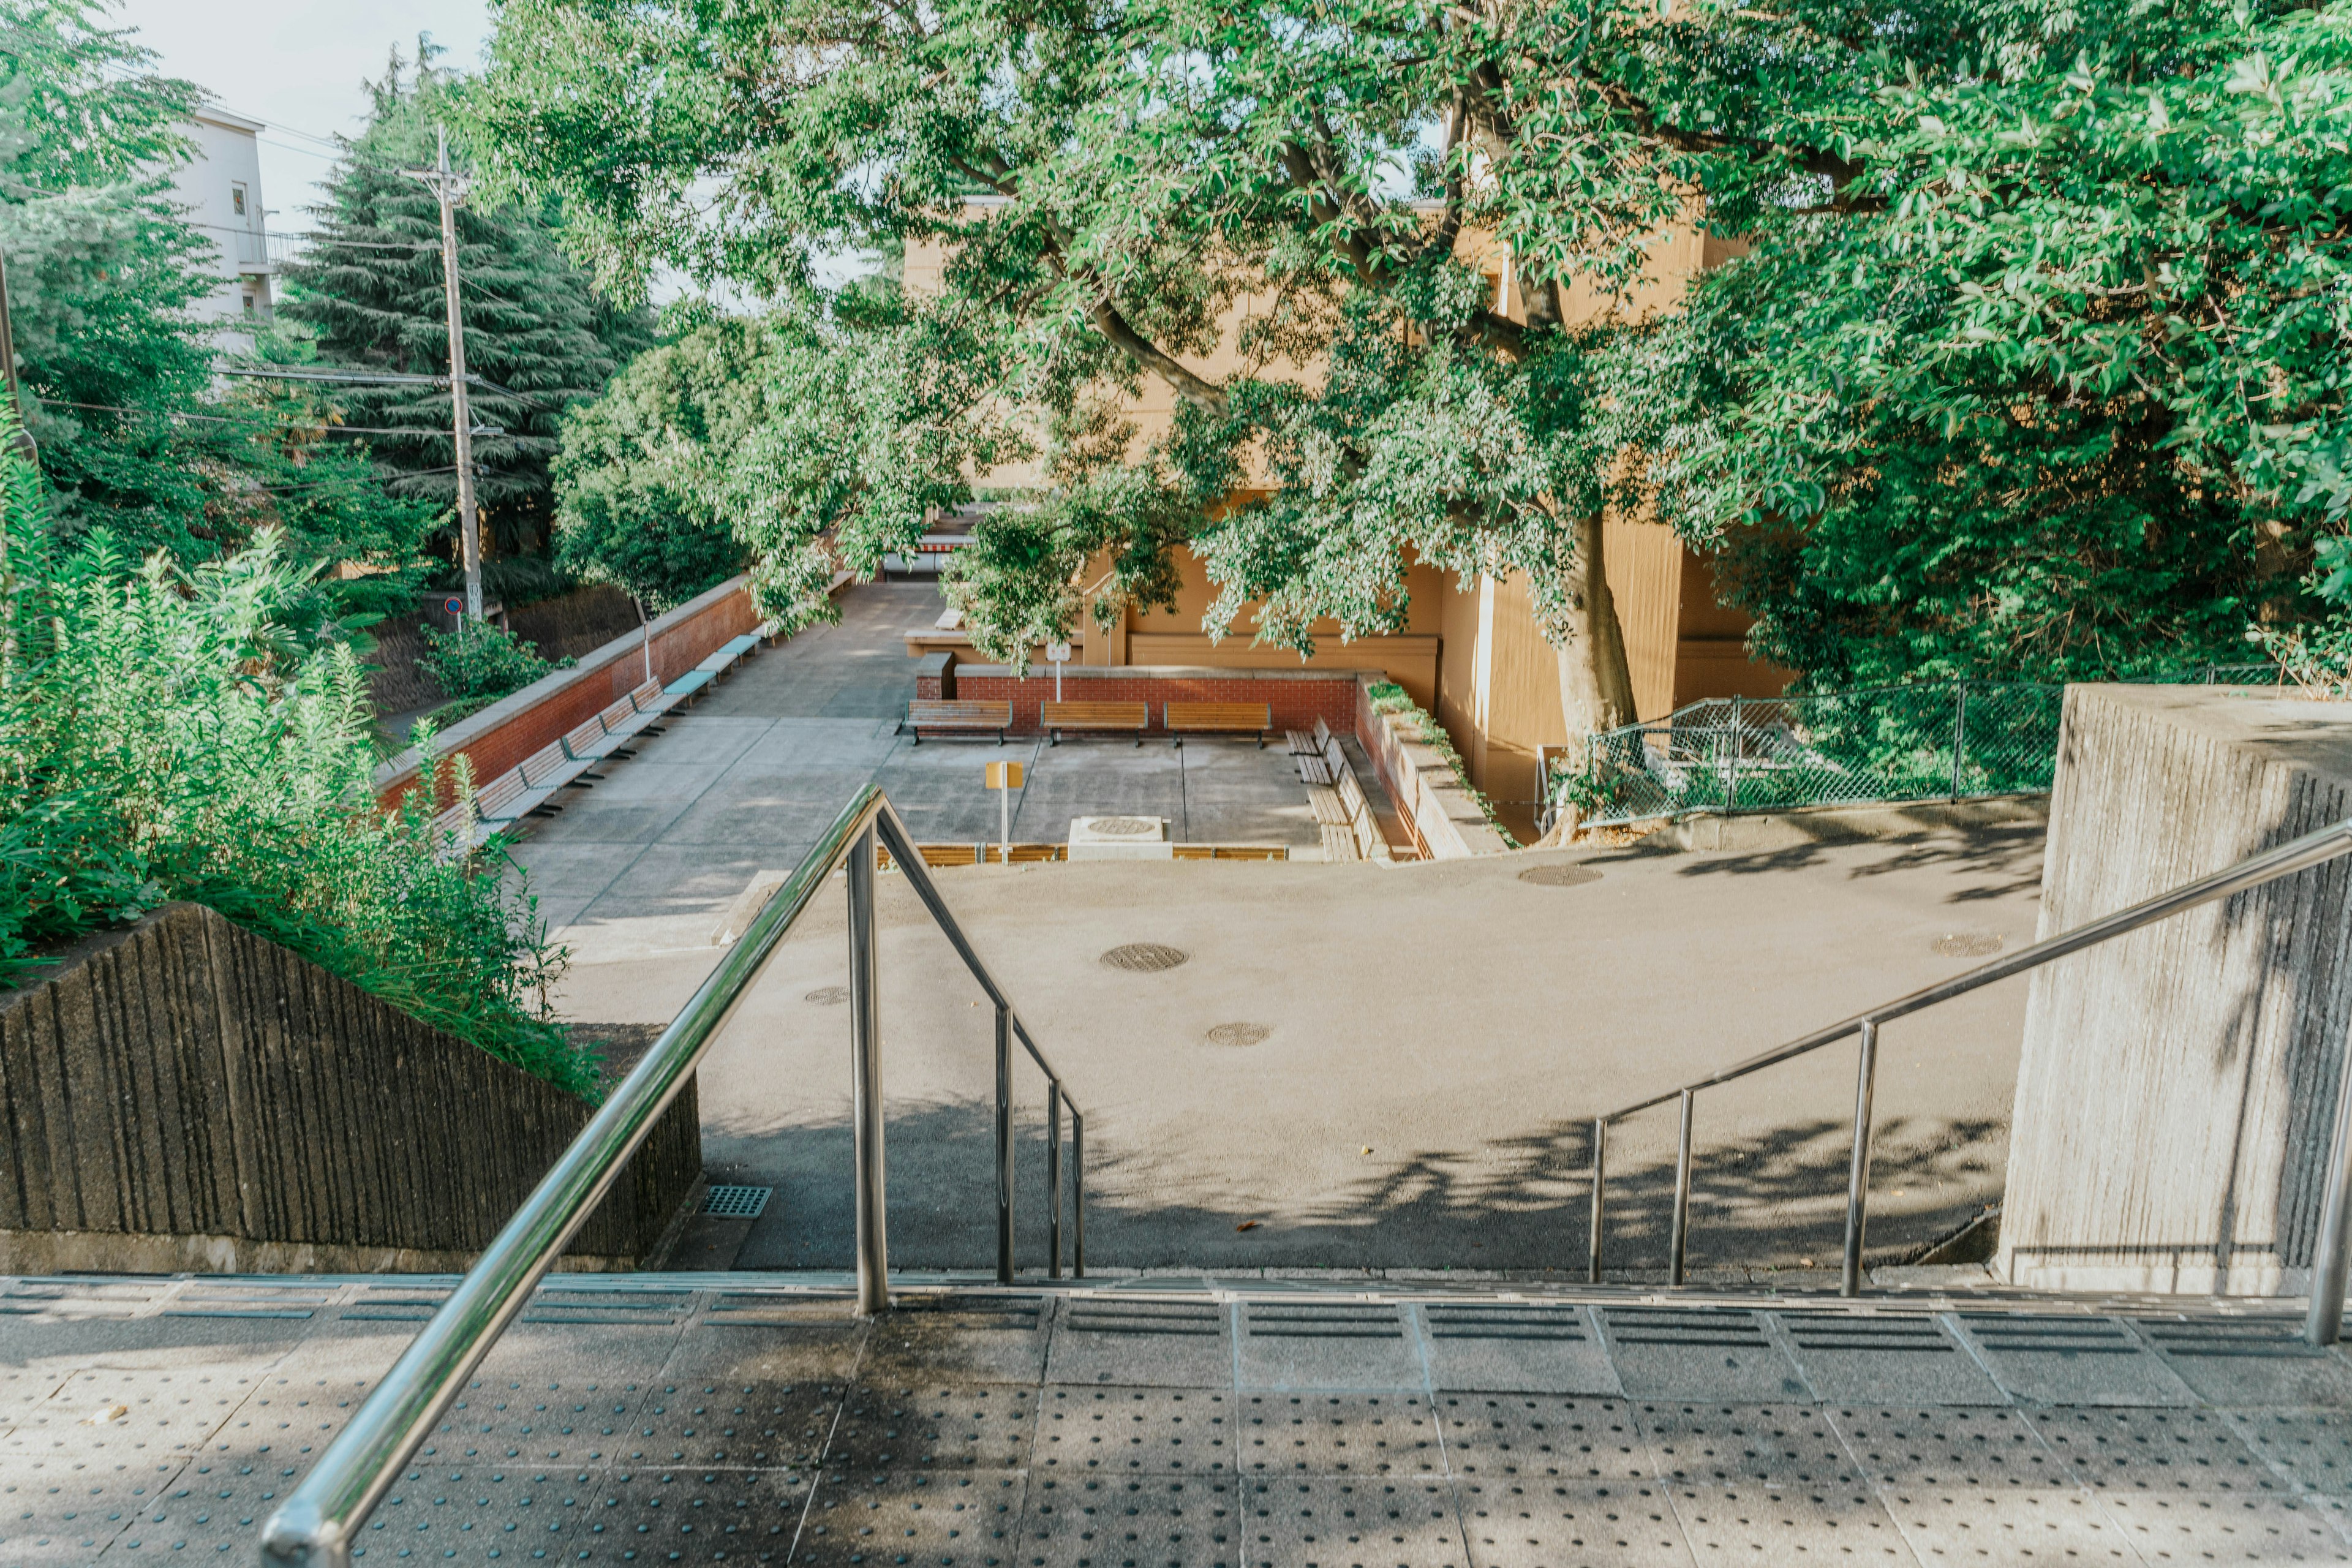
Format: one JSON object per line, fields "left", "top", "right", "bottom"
{"left": 915, "top": 663, "right": 1366, "bottom": 737}
{"left": 0, "top": 903, "right": 700, "bottom": 1273}
{"left": 375, "top": 574, "right": 763, "bottom": 811}
{"left": 2000, "top": 684, "right": 2352, "bottom": 1295}
{"left": 1355, "top": 678, "right": 1511, "bottom": 859}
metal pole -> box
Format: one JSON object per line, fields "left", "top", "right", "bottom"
{"left": 1072, "top": 1112, "right": 1087, "bottom": 1277}
{"left": 995, "top": 1001, "right": 1014, "bottom": 1285}
{"left": 848, "top": 823, "right": 889, "bottom": 1314}
{"left": 1950, "top": 682, "right": 1969, "bottom": 802}
{"left": 999, "top": 782, "right": 1011, "bottom": 862}
{"left": 1842, "top": 1019, "right": 1880, "bottom": 1298}
{"left": 2306, "top": 1022, "right": 2352, "bottom": 1344}
{"left": 1048, "top": 1081, "right": 1064, "bottom": 1281}
{"left": 1723, "top": 698, "right": 1740, "bottom": 811}
{"left": 428, "top": 127, "right": 481, "bottom": 622}
{"left": 1669, "top": 1090, "right": 1695, "bottom": 1286}
{"left": 1588, "top": 1117, "right": 1607, "bottom": 1284}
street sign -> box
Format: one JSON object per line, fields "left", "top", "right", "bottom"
{"left": 442, "top": 595, "right": 464, "bottom": 619}
{"left": 984, "top": 761, "right": 1025, "bottom": 790}
{"left": 1046, "top": 641, "right": 1071, "bottom": 663}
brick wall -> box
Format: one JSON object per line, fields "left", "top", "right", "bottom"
{"left": 915, "top": 665, "right": 1368, "bottom": 737}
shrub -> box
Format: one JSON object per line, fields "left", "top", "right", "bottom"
{"left": 419, "top": 619, "right": 562, "bottom": 715}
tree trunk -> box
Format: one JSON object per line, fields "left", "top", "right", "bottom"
{"left": 1538, "top": 508, "right": 1637, "bottom": 845}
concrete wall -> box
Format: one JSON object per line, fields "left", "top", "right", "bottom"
{"left": 0, "top": 903, "right": 700, "bottom": 1273}
{"left": 917, "top": 663, "right": 1366, "bottom": 737}
{"left": 1357, "top": 678, "right": 1512, "bottom": 859}
{"left": 2000, "top": 684, "right": 2352, "bottom": 1295}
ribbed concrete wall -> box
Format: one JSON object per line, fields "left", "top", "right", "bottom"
{"left": 2000, "top": 684, "right": 2352, "bottom": 1294}
{"left": 0, "top": 903, "right": 699, "bottom": 1272}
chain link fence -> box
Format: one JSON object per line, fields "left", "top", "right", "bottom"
{"left": 1554, "top": 665, "right": 2285, "bottom": 830}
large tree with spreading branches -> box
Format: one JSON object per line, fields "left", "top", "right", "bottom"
{"left": 473, "top": 0, "right": 2352, "bottom": 742}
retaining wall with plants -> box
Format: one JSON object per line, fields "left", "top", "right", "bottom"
{"left": 1355, "top": 679, "right": 1514, "bottom": 858}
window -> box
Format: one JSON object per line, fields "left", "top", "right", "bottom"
{"left": 241, "top": 285, "right": 257, "bottom": 317}
{"left": 231, "top": 183, "right": 247, "bottom": 217}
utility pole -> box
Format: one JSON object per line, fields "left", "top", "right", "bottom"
{"left": 0, "top": 248, "right": 29, "bottom": 686}
{"left": 402, "top": 127, "right": 481, "bottom": 622}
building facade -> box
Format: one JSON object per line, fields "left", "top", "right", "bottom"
{"left": 170, "top": 107, "right": 275, "bottom": 345}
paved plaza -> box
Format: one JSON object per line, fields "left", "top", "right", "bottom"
{"left": 7, "top": 1272, "right": 2352, "bottom": 1565}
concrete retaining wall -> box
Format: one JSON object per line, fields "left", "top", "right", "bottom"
{"left": 2000, "top": 684, "right": 2352, "bottom": 1295}
{"left": 0, "top": 903, "right": 701, "bottom": 1273}
{"left": 915, "top": 663, "right": 1368, "bottom": 737}
{"left": 1355, "top": 679, "right": 1512, "bottom": 859}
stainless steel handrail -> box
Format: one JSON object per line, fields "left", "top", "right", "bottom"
{"left": 1587, "top": 813, "right": 2352, "bottom": 1341}
{"left": 259, "top": 784, "right": 1087, "bottom": 1567}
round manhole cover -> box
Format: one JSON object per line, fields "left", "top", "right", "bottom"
{"left": 803, "top": 986, "right": 850, "bottom": 1005}
{"left": 1933, "top": 932, "right": 2004, "bottom": 958}
{"left": 1205, "top": 1022, "right": 1270, "bottom": 1047}
{"left": 1087, "top": 816, "right": 1161, "bottom": 837}
{"left": 1518, "top": 863, "right": 1603, "bottom": 888}
{"left": 1100, "top": 943, "right": 1190, "bottom": 973}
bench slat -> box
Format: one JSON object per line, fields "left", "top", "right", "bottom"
{"left": 906, "top": 698, "right": 1011, "bottom": 742}
{"left": 1166, "top": 702, "right": 1272, "bottom": 728}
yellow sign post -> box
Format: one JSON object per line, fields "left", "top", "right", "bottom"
{"left": 984, "top": 760, "right": 1024, "bottom": 859}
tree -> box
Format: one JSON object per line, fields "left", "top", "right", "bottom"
{"left": 548, "top": 311, "right": 757, "bottom": 609}
{"left": 285, "top": 42, "right": 655, "bottom": 575}
{"left": 472, "top": 0, "right": 2352, "bottom": 743}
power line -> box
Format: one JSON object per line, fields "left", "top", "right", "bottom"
{"left": 37, "top": 398, "right": 510, "bottom": 438}
{"left": 217, "top": 364, "right": 557, "bottom": 409}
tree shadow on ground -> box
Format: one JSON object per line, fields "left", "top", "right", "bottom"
{"left": 1588, "top": 823, "right": 2046, "bottom": 906}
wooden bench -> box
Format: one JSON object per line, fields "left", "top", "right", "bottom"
{"left": 1166, "top": 701, "right": 1272, "bottom": 747}
{"left": 627, "top": 679, "right": 680, "bottom": 726}
{"left": 1042, "top": 700, "right": 1149, "bottom": 745}
{"left": 904, "top": 698, "right": 1013, "bottom": 743}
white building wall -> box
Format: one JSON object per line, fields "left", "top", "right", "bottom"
{"left": 169, "top": 108, "right": 274, "bottom": 342}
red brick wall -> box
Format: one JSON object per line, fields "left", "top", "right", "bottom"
{"left": 915, "top": 668, "right": 1362, "bottom": 737}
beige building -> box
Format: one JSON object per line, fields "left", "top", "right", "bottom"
{"left": 903, "top": 211, "right": 1789, "bottom": 833}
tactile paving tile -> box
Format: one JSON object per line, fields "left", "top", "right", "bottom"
{"left": 1047, "top": 1300, "right": 1232, "bottom": 1388}
{"left": 1597, "top": 1311, "right": 1807, "bottom": 1403}
{"left": 595, "top": 1465, "right": 813, "bottom": 1562}
{"left": 2136, "top": 1317, "right": 2352, "bottom": 1408}
{"left": 620, "top": 1382, "right": 843, "bottom": 1470}
{"left": 1456, "top": 1479, "right": 1693, "bottom": 1567}
{"left": 354, "top": 1465, "right": 609, "bottom": 1564}
{"left": 1433, "top": 1395, "right": 1648, "bottom": 1480}
{"left": 862, "top": 1300, "right": 1052, "bottom": 1387}
{"left": 1239, "top": 1477, "right": 1466, "bottom": 1568}
{"left": 519, "top": 1289, "right": 695, "bottom": 1327}
{"left": 2025, "top": 1406, "right": 2284, "bottom": 1492}
{"left": 1018, "top": 1474, "right": 1238, "bottom": 1567}
{"left": 1033, "top": 1388, "right": 1234, "bottom": 1475}
{"left": 1826, "top": 1406, "right": 2071, "bottom": 1489}
{"left": 210, "top": 1366, "right": 378, "bottom": 1472}
{"left": 0, "top": 1366, "right": 71, "bottom": 1433}
{"left": 2231, "top": 1411, "right": 2352, "bottom": 1493}
{"left": 1953, "top": 1313, "right": 2196, "bottom": 1406}
{"left": 0, "top": 1278, "right": 164, "bottom": 1317}
{"left": 793, "top": 1468, "right": 1024, "bottom": 1566}
{"left": 1638, "top": 1404, "right": 1863, "bottom": 1487}
{"left": 102, "top": 1453, "right": 318, "bottom": 1561}
{"left": 1768, "top": 1312, "right": 2007, "bottom": 1404}
{"left": 3, "top": 1366, "right": 264, "bottom": 1459}
{"left": 0, "top": 1456, "right": 187, "bottom": 1562}
{"left": 829, "top": 1387, "right": 1039, "bottom": 1472}
{"left": 1238, "top": 1302, "right": 1422, "bottom": 1390}
{"left": 1233, "top": 1395, "right": 1442, "bottom": 1476}
{"left": 2094, "top": 1490, "right": 2346, "bottom": 1562}
{"left": 1422, "top": 1305, "right": 1621, "bottom": 1396}
{"left": 1666, "top": 1483, "right": 1913, "bottom": 1565}
{"left": 1879, "top": 1486, "right": 2136, "bottom": 1562}
{"left": 165, "top": 1283, "right": 336, "bottom": 1319}
{"left": 429, "top": 1379, "right": 654, "bottom": 1468}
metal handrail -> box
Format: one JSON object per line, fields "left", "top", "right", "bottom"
{"left": 1587, "top": 813, "right": 2352, "bottom": 1344}
{"left": 259, "top": 784, "right": 1086, "bottom": 1567}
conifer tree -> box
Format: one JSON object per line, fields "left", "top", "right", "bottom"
{"left": 285, "top": 44, "right": 654, "bottom": 576}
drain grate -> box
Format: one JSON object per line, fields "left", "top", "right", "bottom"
{"left": 1205, "top": 1021, "right": 1270, "bottom": 1047}
{"left": 1101, "top": 942, "right": 1190, "bottom": 972}
{"left": 802, "top": 985, "right": 849, "bottom": 1005}
{"left": 701, "top": 1184, "right": 774, "bottom": 1218}
{"left": 1087, "top": 816, "right": 1161, "bottom": 836}
{"left": 1518, "top": 863, "right": 1602, "bottom": 888}
{"left": 1933, "top": 931, "right": 2004, "bottom": 957}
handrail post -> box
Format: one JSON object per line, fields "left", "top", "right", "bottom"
{"left": 1842, "top": 1019, "right": 1880, "bottom": 1297}
{"left": 1048, "top": 1080, "right": 1064, "bottom": 1281}
{"left": 1670, "top": 1090, "right": 1695, "bottom": 1286}
{"left": 995, "top": 1001, "right": 1014, "bottom": 1285}
{"left": 2307, "top": 1021, "right": 2352, "bottom": 1344}
{"left": 1588, "top": 1117, "right": 1607, "bottom": 1284}
{"left": 848, "top": 821, "right": 889, "bottom": 1315}
{"left": 1949, "top": 682, "right": 1969, "bottom": 801}
{"left": 1072, "top": 1111, "right": 1087, "bottom": 1277}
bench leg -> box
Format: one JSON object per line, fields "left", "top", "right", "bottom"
{"left": 1049, "top": 731, "right": 1058, "bottom": 746}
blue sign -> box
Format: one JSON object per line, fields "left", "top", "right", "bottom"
{"left": 442, "top": 596, "right": 464, "bottom": 617}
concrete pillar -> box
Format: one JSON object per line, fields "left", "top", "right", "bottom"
{"left": 2000, "top": 684, "right": 2352, "bottom": 1294}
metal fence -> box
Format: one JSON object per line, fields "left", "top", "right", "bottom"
{"left": 1557, "top": 665, "right": 2285, "bottom": 829}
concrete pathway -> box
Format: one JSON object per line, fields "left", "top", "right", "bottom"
{"left": 9, "top": 1272, "right": 2352, "bottom": 1566}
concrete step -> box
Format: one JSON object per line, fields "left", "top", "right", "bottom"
{"left": 7, "top": 1272, "right": 2352, "bottom": 1563}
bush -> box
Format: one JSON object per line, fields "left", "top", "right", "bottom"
{"left": 0, "top": 442, "right": 595, "bottom": 1095}
{"left": 419, "top": 619, "right": 562, "bottom": 715}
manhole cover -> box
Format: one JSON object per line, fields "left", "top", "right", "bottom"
{"left": 1101, "top": 943, "right": 1190, "bottom": 972}
{"left": 1087, "top": 816, "right": 1161, "bottom": 837}
{"left": 1205, "top": 1022, "right": 1270, "bottom": 1047}
{"left": 1933, "top": 932, "right": 2004, "bottom": 958}
{"left": 803, "top": 986, "right": 850, "bottom": 1005}
{"left": 1518, "top": 863, "right": 1603, "bottom": 888}
{"left": 701, "top": 1185, "right": 773, "bottom": 1218}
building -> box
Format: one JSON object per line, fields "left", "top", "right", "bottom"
{"left": 168, "top": 107, "right": 275, "bottom": 344}
{"left": 903, "top": 209, "right": 1789, "bottom": 836}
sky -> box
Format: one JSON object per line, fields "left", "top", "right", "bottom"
{"left": 108, "top": 0, "right": 494, "bottom": 236}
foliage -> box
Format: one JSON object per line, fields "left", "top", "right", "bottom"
{"left": 549, "top": 314, "right": 760, "bottom": 610}
{"left": 284, "top": 42, "right": 655, "bottom": 568}
{"left": 417, "top": 619, "right": 562, "bottom": 714}
{"left": 0, "top": 439, "right": 593, "bottom": 1094}
{"left": 471, "top": 0, "right": 2352, "bottom": 701}
{"left": 1364, "top": 682, "right": 1517, "bottom": 845}
{"left": 0, "top": 1, "right": 437, "bottom": 603}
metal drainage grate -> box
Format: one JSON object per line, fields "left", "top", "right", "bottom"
{"left": 1933, "top": 931, "right": 2004, "bottom": 957}
{"left": 1518, "top": 863, "right": 1602, "bottom": 888}
{"left": 701, "top": 1184, "right": 774, "bottom": 1219}
{"left": 1101, "top": 942, "right": 1190, "bottom": 972}
{"left": 803, "top": 986, "right": 850, "bottom": 1005}
{"left": 1205, "top": 1021, "right": 1270, "bottom": 1047}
